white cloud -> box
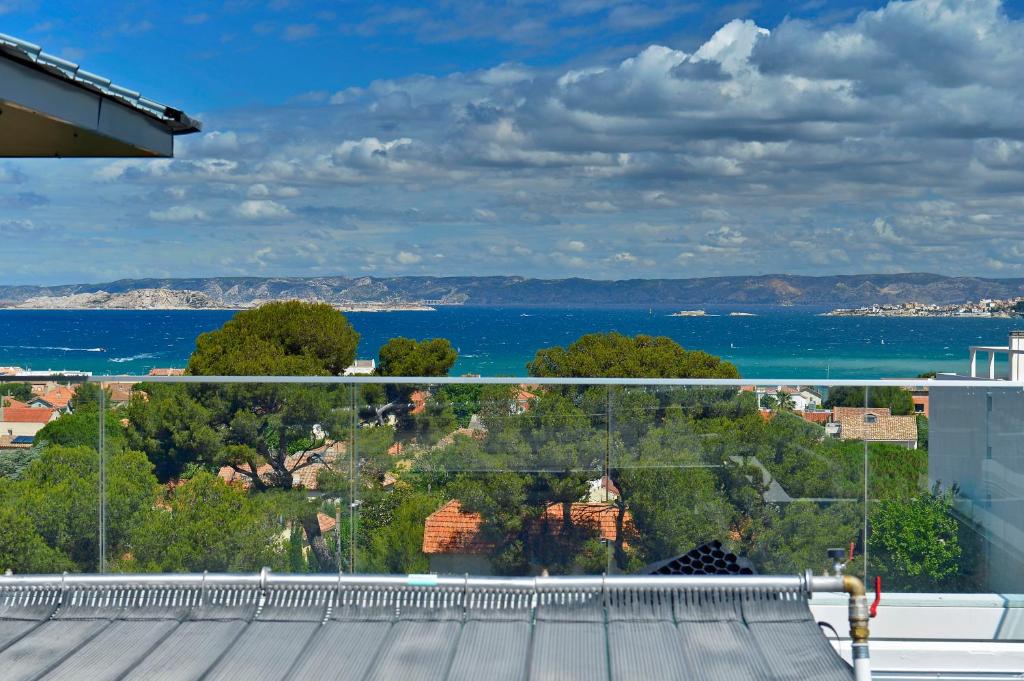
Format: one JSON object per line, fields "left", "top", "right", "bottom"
{"left": 149, "top": 206, "right": 207, "bottom": 222}
{"left": 396, "top": 250, "right": 422, "bottom": 264}
{"left": 565, "top": 240, "right": 586, "bottom": 252}
{"left": 235, "top": 200, "right": 291, "bottom": 220}
{"left": 612, "top": 252, "right": 637, "bottom": 263}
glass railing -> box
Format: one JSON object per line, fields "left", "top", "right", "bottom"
{"left": 1, "top": 375, "right": 1020, "bottom": 604}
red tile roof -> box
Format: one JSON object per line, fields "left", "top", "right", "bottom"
{"left": 422, "top": 500, "right": 633, "bottom": 555}
{"left": 148, "top": 368, "right": 185, "bottom": 376}
{"left": 410, "top": 390, "right": 429, "bottom": 415}
{"left": 317, "top": 512, "right": 337, "bottom": 534}
{"left": 1, "top": 406, "right": 56, "bottom": 423}
{"left": 795, "top": 410, "right": 830, "bottom": 425}
{"left": 2, "top": 397, "right": 28, "bottom": 408}
{"left": 42, "top": 385, "right": 75, "bottom": 409}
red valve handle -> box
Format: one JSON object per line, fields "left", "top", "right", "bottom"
{"left": 870, "top": 576, "right": 881, "bottom": 618}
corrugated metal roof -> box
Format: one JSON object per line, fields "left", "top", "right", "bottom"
{"left": 0, "top": 576, "right": 853, "bottom": 680}
{"left": 0, "top": 31, "right": 200, "bottom": 134}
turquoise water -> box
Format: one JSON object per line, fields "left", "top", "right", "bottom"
{"left": 0, "top": 306, "right": 1017, "bottom": 378}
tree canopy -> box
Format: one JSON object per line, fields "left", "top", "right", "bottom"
{"left": 825, "top": 385, "right": 914, "bottom": 415}
{"left": 377, "top": 337, "right": 457, "bottom": 377}
{"left": 527, "top": 332, "right": 739, "bottom": 378}
{"left": 188, "top": 301, "right": 359, "bottom": 376}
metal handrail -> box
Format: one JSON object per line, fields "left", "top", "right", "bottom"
{"left": 5, "top": 374, "right": 1017, "bottom": 388}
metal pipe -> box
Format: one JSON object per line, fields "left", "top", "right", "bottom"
{"left": 0, "top": 571, "right": 819, "bottom": 591}
{"left": 56, "top": 374, "right": 1022, "bottom": 388}
{"left": 841, "top": 575, "right": 871, "bottom": 681}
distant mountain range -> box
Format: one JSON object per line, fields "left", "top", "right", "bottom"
{"left": 1, "top": 273, "right": 1023, "bottom": 309}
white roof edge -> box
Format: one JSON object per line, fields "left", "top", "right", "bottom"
{"left": 0, "top": 31, "right": 200, "bottom": 134}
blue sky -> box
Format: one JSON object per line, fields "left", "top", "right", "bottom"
{"left": 3, "top": 0, "right": 1024, "bottom": 284}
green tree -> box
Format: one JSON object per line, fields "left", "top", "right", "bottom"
{"left": 0, "top": 445, "right": 157, "bottom": 571}
{"left": 189, "top": 301, "right": 359, "bottom": 376}
{"left": 34, "top": 406, "right": 127, "bottom": 451}
{"left": 527, "top": 332, "right": 739, "bottom": 378}
{"left": 373, "top": 337, "right": 458, "bottom": 425}
{"left": 378, "top": 337, "right": 458, "bottom": 377}
{"left": 0, "top": 505, "right": 74, "bottom": 573}
{"left": 70, "top": 382, "right": 112, "bottom": 410}
{"left": 186, "top": 301, "right": 360, "bottom": 570}
{"left": 825, "top": 386, "right": 914, "bottom": 415}
{"left": 124, "top": 471, "right": 287, "bottom": 572}
{"left": 358, "top": 487, "right": 441, "bottom": 574}
{"left": 869, "top": 486, "right": 963, "bottom": 590}
{"left": 0, "top": 382, "right": 33, "bottom": 403}
{"left": 124, "top": 384, "right": 221, "bottom": 481}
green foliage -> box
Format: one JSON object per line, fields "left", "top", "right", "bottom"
{"left": 825, "top": 386, "right": 914, "bottom": 415}
{"left": 917, "top": 415, "right": 929, "bottom": 451}
{"left": 527, "top": 332, "right": 739, "bottom": 378}
{"left": 437, "top": 383, "right": 482, "bottom": 427}
{"left": 0, "top": 445, "right": 40, "bottom": 479}
{"left": 358, "top": 487, "right": 441, "bottom": 574}
{"left": 124, "top": 471, "right": 287, "bottom": 572}
{"left": 0, "top": 382, "right": 33, "bottom": 402}
{"left": 188, "top": 301, "right": 359, "bottom": 376}
{"left": 70, "top": 382, "right": 111, "bottom": 410}
{"left": 124, "top": 384, "right": 221, "bottom": 481}
{"left": 0, "top": 504, "right": 74, "bottom": 573}
{"left": 869, "top": 487, "right": 963, "bottom": 590}
{"left": 34, "top": 406, "right": 126, "bottom": 451}
{"left": 752, "top": 502, "right": 862, "bottom": 575}
{"left": 377, "top": 337, "right": 457, "bottom": 377}
{"left": 0, "top": 445, "right": 157, "bottom": 571}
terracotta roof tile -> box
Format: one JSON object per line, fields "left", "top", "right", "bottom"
{"left": 422, "top": 500, "right": 634, "bottom": 555}
{"left": 35, "top": 386, "right": 75, "bottom": 409}
{"left": 317, "top": 512, "right": 337, "bottom": 534}
{"left": 833, "top": 407, "right": 917, "bottom": 442}
{"left": 1, "top": 406, "right": 56, "bottom": 423}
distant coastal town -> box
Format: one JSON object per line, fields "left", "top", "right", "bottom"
{"left": 825, "top": 298, "right": 1024, "bottom": 318}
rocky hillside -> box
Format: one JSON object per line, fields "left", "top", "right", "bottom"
{"left": 14, "top": 288, "right": 220, "bottom": 310}
{"left": 2, "top": 273, "right": 1024, "bottom": 309}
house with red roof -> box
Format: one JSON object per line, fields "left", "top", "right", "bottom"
{"left": 27, "top": 385, "right": 75, "bottom": 413}
{"left": 422, "top": 499, "right": 634, "bottom": 575}
{"left": 0, "top": 405, "right": 58, "bottom": 439}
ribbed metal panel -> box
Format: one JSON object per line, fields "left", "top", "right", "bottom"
{"left": 366, "top": 620, "right": 462, "bottom": 681}
{"left": 530, "top": 621, "right": 608, "bottom": 681}
{"left": 118, "top": 621, "right": 249, "bottom": 681}
{"left": 202, "top": 622, "right": 320, "bottom": 681}
{"left": 283, "top": 620, "right": 392, "bottom": 681}
{"left": 447, "top": 621, "right": 530, "bottom": 681}
{"left": 608, "top": 621, "right": 693, "bottom": 680}
{"left": 37, "top": 619, "right": 178, "bottom": 681}
{"left": 0, "top": 577, "right": 854, "bottom": 680}
{"left": 0, "top": 620, "right": 111, "bottom": 681}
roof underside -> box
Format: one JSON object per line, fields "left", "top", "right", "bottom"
{"left": 0, "top": 575, "right": 852, "bottom": 681}
{"left": 0, "top": 33, "right": 200, "bottom": 158}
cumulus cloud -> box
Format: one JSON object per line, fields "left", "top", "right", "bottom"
{"left": 149, "top": 205, "right": 208, "bottom": 222}
{"left": 235, "top": 200, "right": 291, "bottom": 219}
{"left": 32, "top": 0, "right": 1024, "bottom": 279}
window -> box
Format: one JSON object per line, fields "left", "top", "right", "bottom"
{"left": 864, "top": 413, "right": 877, "bottom": 424}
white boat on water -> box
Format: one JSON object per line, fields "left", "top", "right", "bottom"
{"left": 729, "top": 312, "right": 757, "bottom": 316}
{"left": 671, "top": 310, "right": 706, "bottom": 317}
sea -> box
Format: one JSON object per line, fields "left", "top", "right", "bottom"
{"left": 0, "top": 306, "right": 1019, "bottom": 379}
